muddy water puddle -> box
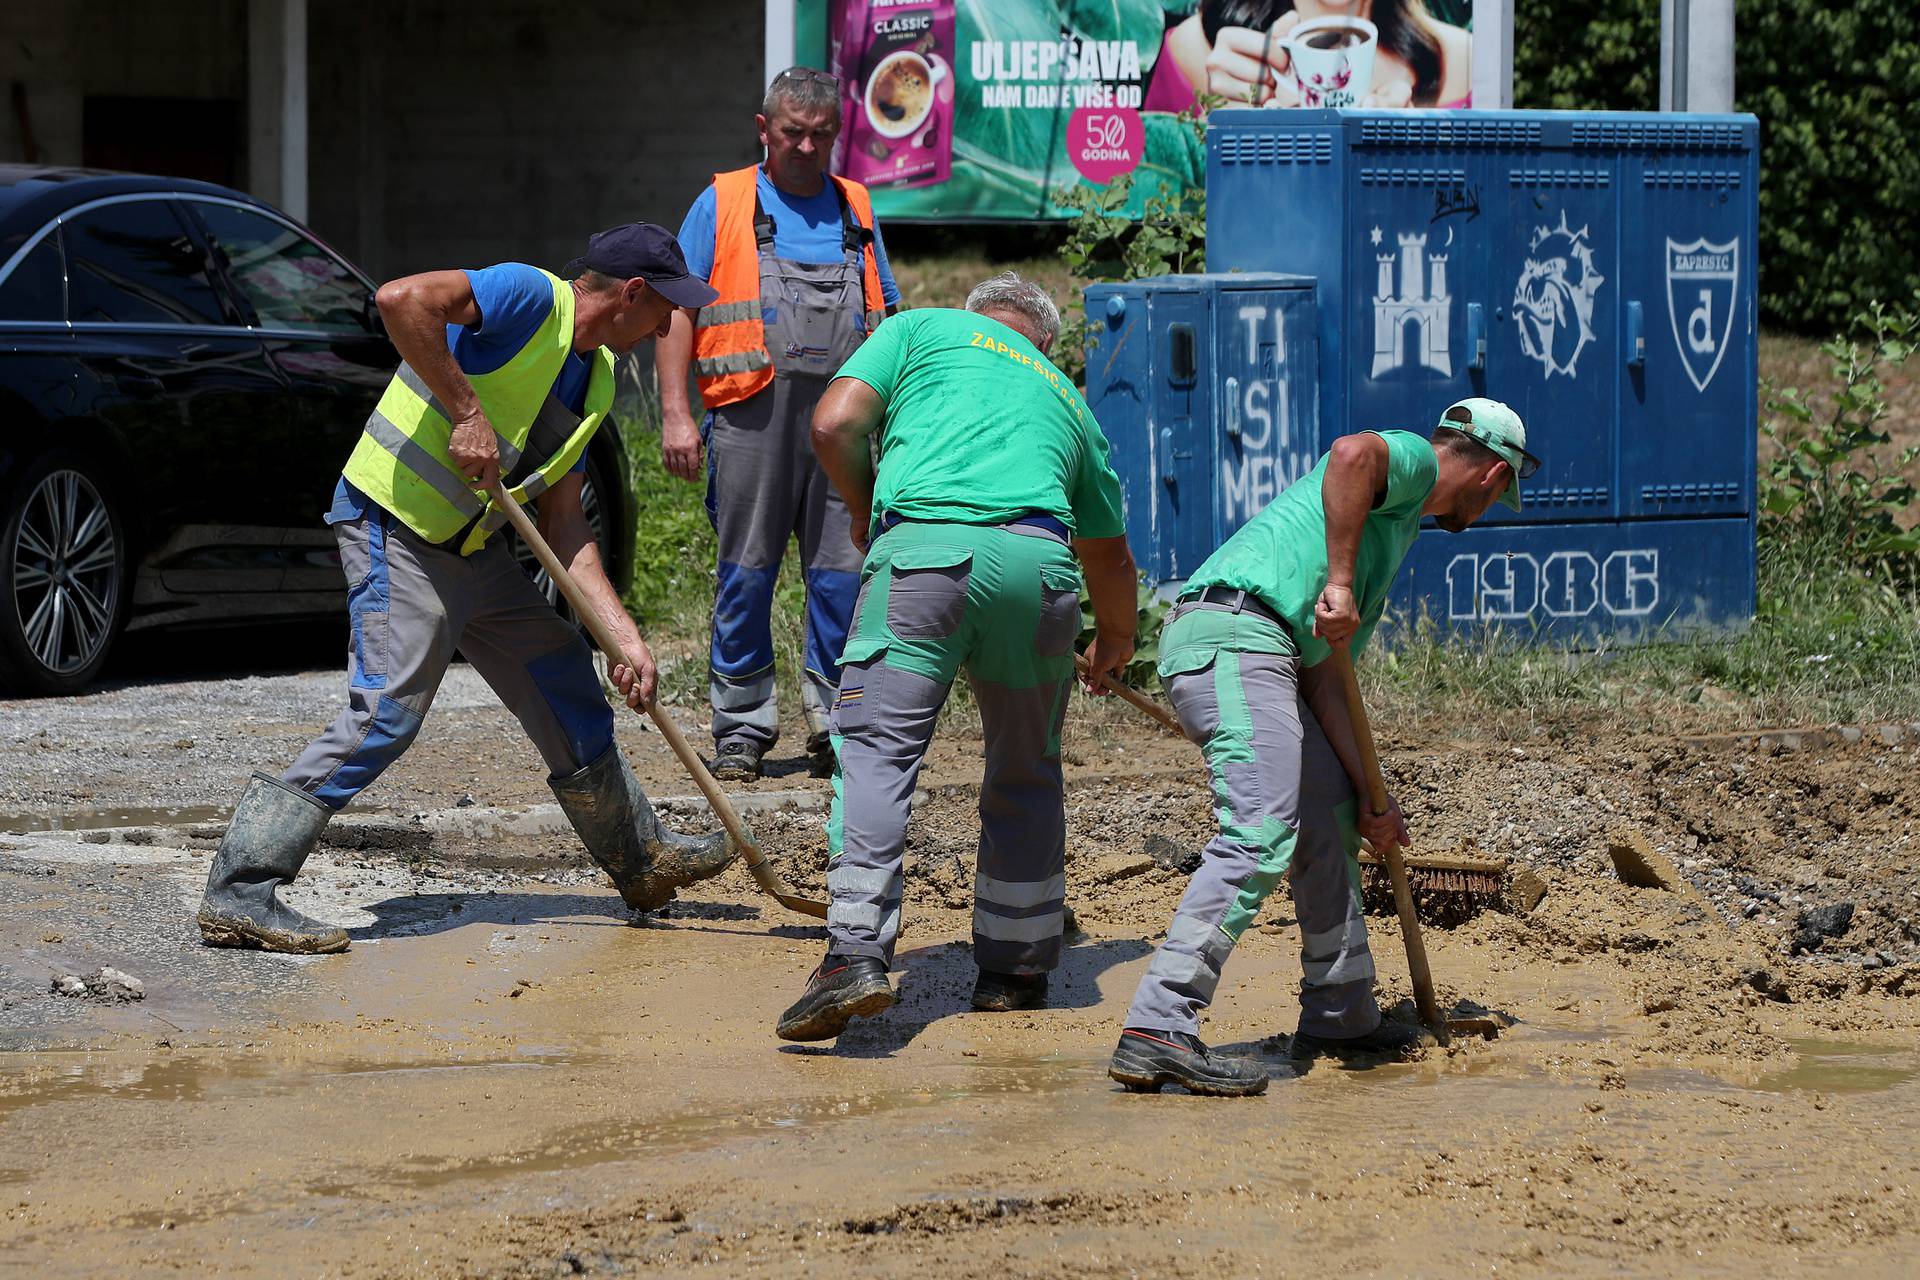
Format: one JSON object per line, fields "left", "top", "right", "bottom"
{"left": 1761, "top": 1039, "right": 1919, "bottom": 1095}
{"left": 0, "top": 804, "right": 234, "bottom": 834}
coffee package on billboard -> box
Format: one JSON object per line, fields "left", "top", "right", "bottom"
{"left": 830, "top": 0, "right": 954, "bottom": 189}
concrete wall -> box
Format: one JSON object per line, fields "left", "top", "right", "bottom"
{"left": 307, "top": 0, "right": 766, "bottom": 280}
{"left": 3, "top": 0, "right": 766, "bottom": 282}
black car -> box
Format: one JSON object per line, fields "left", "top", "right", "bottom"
{"left": 0, "top": 167, "right": 633, "bottom": 694}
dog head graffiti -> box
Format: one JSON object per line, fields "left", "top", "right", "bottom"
{"left": 1512, "top": 212, "right": 1604, "bottom": 379}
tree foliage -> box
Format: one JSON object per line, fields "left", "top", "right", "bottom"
{"left": 1515, "top": 0, "right": 1920, "bottom": 334}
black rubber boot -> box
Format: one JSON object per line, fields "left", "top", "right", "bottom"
{"left": 971, "top": 969, "right": 1048, "bottom": 1012}
{"left": 804, "top": 730, "right": 836, "bottom": 779}
{"left": 1107, "top": 1028, "right": 1269, "bottom": 1096}
{"left": 550, "top": 745, "right": 737, "bottom": 911}
{"left": 776, "top": 953, "right": 895, "bottom": 1041}
{"left": 711, "top": 738, "right": 762, "bottom": 782}
{"left": 197, "top": 774, "right": 349, "bottom": 954}
{"left": 1289, "top": 1019, "right": 1436, "bottom": 1063}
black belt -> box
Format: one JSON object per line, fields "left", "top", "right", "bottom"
{"left": 875, "top": 510, "right": 1071, "bottom": 541}
{"left": 1181, "top": 585, "right": 1284, "bottom": 626}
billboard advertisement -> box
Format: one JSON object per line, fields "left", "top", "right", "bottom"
{"left": 827, "top": 0, "right": 1477, "bottom": 221}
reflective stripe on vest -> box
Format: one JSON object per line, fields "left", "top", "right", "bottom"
{"left": 340, "top": 267, "right": 616, "bottom": 552}
{"left": 691, "top": 165, "right": 886, "bottom": 411}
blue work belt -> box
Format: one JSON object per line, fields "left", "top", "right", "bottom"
{"left": 1180, "top": 585, "right": 1286, "bottom": 628}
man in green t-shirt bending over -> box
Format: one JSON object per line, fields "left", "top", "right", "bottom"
{"left": 1108, "top": 399, "right": 1538, "bottom": 1096}
{"left": 777, "top": 271, "right": 1139, "bottom": 1041}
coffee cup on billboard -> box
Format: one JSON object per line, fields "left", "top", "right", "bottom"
{"left": 1281, "top": 16, "right": 1377, "bottom": 109}
{"left": 866, "top": 50, "right": 943, "bottom": 139}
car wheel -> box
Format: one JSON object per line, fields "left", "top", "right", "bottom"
{"left": 0, "top": 452, "right": 129, "bottom": 695}
{"left": 509, "top": 451, "right": 620, "bottom": 630}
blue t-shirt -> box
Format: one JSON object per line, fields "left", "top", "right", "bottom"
{"left": 677, "top": 170, "right": 901, "bottom": 304}
{"left": 328, "top": 263, "right": 588, "bottom": 524}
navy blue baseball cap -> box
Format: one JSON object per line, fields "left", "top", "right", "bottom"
{"left": 565, "top": 223, "right": 717, "bottom": 310}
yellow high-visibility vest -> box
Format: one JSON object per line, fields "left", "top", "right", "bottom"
{"left": 342, "top": 268, "right": 614, "bottom": 553}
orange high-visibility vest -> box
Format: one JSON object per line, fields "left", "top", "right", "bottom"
{"left": 692, "top": 165, "right": 886, "bottom": 410}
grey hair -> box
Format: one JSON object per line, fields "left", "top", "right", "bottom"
{"left": 762, "top": 67, "right": 841, "bottom": 121}
{"left": 964, "top": 271, "right": 1060, "bottom": 348}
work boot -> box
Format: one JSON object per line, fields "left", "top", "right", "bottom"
{"left": 777, "top": 952, "right": 895, "bottom": 1041}
{"left": 711, "top": 738, "right": 762, "bottom": 782}
{"left": 1107, "top": 1028, "right": 1269, "bottom": 1096}
{"left": 804, "top": 729, "right": 836, "bottom": 779}
{"left": 550, "top": 745, "right": 736, "bottom": 911}
{"left": 197, "top": 774, "right": 349, "bottom": 954}
{"left": 1289, "top": 1018, "right": 1436, "bottom": 1063}
{"left": 971, "top": 969, "right": 1048, "bottom": 1012}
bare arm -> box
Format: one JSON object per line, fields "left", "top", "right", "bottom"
{"left": 537, "top": 472, "right": 656, "bottom": 707}
{"left": 375, "top": 270, "right": 498, "bottom": 488}
{"left": 1314, "top": 432, "right": 1391, "bottom": 647}
{"left": 810, "top": 377, "right": 886, "bottom": 551}
{"left": 1074, "top": 535, "right": 1137, "bottom": 692}
{"left": 654, "top": 308, "right": 703, "bottom": 482}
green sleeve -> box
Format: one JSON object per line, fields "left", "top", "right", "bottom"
{"left": 834, "top": 312, "right": 910, "bottom": 401}
{"left": 1069, "top": 411, "right": 1128, "bottom": 539}
{"left": 1377, "top": 431, "right": 1440, "bottom": 517}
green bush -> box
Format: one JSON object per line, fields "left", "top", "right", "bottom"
{"left": 1515, "top": 0, "right": 1920, "bottom": 334}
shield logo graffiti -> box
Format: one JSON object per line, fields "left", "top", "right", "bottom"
{"left": 1665, "top": 237, "right": 1738, "bottom": 392}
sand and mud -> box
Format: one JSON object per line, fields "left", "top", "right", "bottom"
{"left": 2, "top": 664, "right": 1918, "bottom": 1276}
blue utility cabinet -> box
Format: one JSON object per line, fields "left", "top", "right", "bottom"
{"left": 1083, "top": 274, "right": 1319, "bottom": 582}
{"left": 1082, "top": 108, "right": 1760, "bottom": 641}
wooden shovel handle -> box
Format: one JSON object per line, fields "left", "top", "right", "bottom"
{"left": 1074, "top": 654, "right": 1185, "bottom": 738}
{"left": 1326, "top": 645, "right": 1448, "bottom": 1044}
{"left": 485, "top": 483, "right": 827, "bottom": 920}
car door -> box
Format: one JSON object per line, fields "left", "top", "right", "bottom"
{"left": 60, "top": 195, "right": 292, "bottom": 595}
{"left": 181, "top": 198, "right": 395, "bottom": 595}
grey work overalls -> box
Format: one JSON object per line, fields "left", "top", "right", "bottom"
{"left": 704, "top": 182, "right": 875, "bottom": 754}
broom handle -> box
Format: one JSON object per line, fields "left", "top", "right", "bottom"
{"left": 1074, "top": 654, "right": 1185, "bottom": 738}
{"left": 486, "top": 483, "right": 827, "bottom": 920}
{"left": 1327, "top": 646, "right": 1448, "bottom": 1043}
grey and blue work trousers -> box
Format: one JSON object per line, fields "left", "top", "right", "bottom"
{"left": 282, "top": 507, "right": 614, "bottom": 807}
{"left": 704, "top": 376, "right": 863, "bottom": 752}
{"left": 1122, "top": 600, "right": 1380, "bottom": 1038}
{"left": 825, "top": 520, "right": 1084, "bottom": 974}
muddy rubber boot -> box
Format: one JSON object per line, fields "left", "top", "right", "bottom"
{"left": 804, "top": 729, "right": 836, "bottom": 779}
{"left": 1289, "top": 1019, "right": 1436, "bottom": 1063}
{"left": 197, "top": 774, "right": 349, "bottom": 954}
{"left": 971, "top": 969, "right": 1048, "bottom": 1012}
{"left": 776, "top": 952, "right": 895, "bottom": 1041}
{"left": 1107, "top": 1028, "right": 1269, "bottom": 1096}
{"left": 550, "top": 745, "right": 736, "bottom": 911}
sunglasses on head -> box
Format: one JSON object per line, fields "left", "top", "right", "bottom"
{"left": 775, "top": 67, "right": 839, "bottom": 88}
{"left": 1442, "top": 423, "right": 1541, "bottom": 478}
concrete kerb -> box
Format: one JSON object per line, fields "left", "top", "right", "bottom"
{"left": 4, "top": 791, "right": 830, "bottom": 850}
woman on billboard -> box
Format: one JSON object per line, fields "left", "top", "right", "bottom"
{"left": 1144, "top": 0, "right": 1474, "bottom": 113}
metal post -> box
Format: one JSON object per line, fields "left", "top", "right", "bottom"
{"left": 1662, "top": 0, "right": 1732, "bottom": 113}
{"left": 1470, "top": 0, "right": 1514, "bottom": 109}
{"left": 765, "top": 0, "right": 796, "bottom": 86}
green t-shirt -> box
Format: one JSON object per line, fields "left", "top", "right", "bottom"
{"left": 832, "top": 309, "right": 1127, "bottom": 539}
{"left": 1186, "top": 430, "right": 1439, "bottom": 667}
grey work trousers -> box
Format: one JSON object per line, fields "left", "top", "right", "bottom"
{"left": 824, "top": 520, "right": 1083, "bottom": 975}
{"left": 704, "top": 375, "right": 864, "bottom": 750}
{"left": 283, "top": 507, "right": 615, "bottom": 808}
{"left": 1123, "top": 626, "right": 1380, "bottom": 1038}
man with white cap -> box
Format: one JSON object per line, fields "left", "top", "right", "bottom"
{"left": 1108, "top": 399, "right": 1538, "bottom": 1095}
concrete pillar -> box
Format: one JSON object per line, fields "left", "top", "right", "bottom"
{"left": 1470, "top": 0, "right": 1514, "bottom": 110}
{"left": 248, "top": 0, "right": 307, "bottom": 219}
{"left": 1661, "top": 0, "right": 1734, "bottom": 112}
{"left": 764, "top": 0, "right": 796, "bottom": 85}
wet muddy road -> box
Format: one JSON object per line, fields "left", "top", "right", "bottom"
{"left": 3, "top": 666, "right": 1920, "bottom": 1276}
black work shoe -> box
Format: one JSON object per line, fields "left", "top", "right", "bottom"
{"left": 776, "top": 954, "right": 895, "bottom": 1041}
{"left": 971, "top": 969, "right": 1048, "bottom": 1012}
{"left": 711, "top": 739, "right": 763, "bottom": 782}
{"left": 1289, "top": 1019, "right": 1437, "bottom": 1063}
{"left": 805, "top": 730, "right": 836, "bottom": 779}
{"left": 1107, "top": 1028, "right": 1269, "bottom": 1096}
